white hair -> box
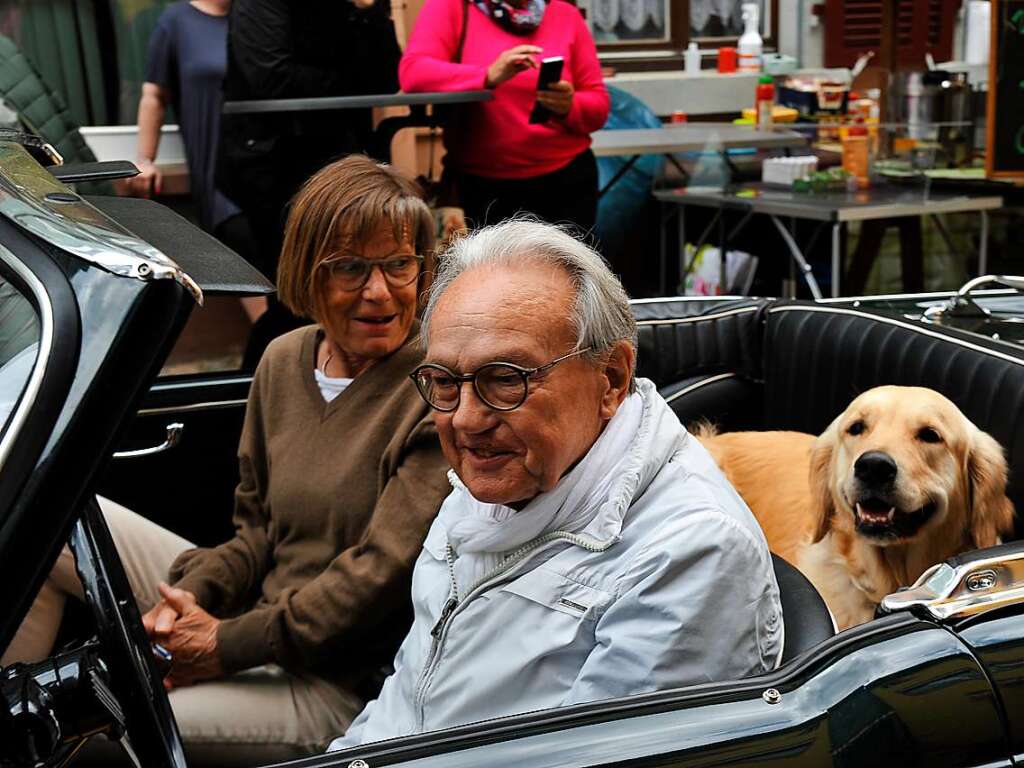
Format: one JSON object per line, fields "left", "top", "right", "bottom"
{"left": 421, "top": 220, "right": 637, "bottom": 383}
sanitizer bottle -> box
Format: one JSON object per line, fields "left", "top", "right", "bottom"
{"left": 738, "top": 3, "right": 763, "bottom": 73}
{"left": 685, "top": 42, "right": 701, "bottom": 74}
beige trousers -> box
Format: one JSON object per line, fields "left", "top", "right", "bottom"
{"left": 4, "top": 497, "right": 362, "bottom": 765}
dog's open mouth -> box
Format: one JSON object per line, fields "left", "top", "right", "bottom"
{"left": 854, "top": 497, "right": 938, "bottom": 539}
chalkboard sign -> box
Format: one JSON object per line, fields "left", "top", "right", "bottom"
{"left": 987, "top": 0, "right": 1024, "bottom": 178}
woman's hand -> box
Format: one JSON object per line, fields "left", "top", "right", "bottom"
{"left": 128, "top": 159, "right": 162, "bottom": 199}
{"left": 141, "top": 581, "right": 193, "bottom": 638}
{"left": 485, "top": 45, "right": 542, "bottom": 88}
{"left": 535, "top": 80, "right": 575, "bottom": 117}
{"left": 146, "top": 582, "right": 223, "bottom": 689}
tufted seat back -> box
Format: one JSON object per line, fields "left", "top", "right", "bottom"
{"left": 631, "top": 296, "right": 1024, "bottom": 537}
{"left": 762, "top": 303, "right": 1024, "bottom": 530}
{"left": 633, "top": 298, "right": 768, "bottom": 432}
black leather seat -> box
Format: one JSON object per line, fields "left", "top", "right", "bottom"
{"left": 630, "top": 295, "right": 1024, "bottom": 660}
{"left": 772, "top": 554, "right": 835, "bottom": 663}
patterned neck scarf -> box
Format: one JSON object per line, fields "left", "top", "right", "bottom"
{"left": 472, "top": 0, "right": 547, "bottom": 35}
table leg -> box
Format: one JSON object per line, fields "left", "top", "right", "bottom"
{"left": 598, "top": 155, "right": 640, "bottom": 198}
{"left": 831, "top": 222, "right": 842, "bottom": 298}
{"left": 718, "top": 207, "right": 727, "bottom": 293}
{"left": 665, "top": 154, "right": 690, "bottom": 183}
{"left": 930, "top": 214, "right": 964, "bottom": 265}
{"left": 980, "top": 209, "right": 990, "bottom": 276}
{"left": 770, "top": 215, "right": 823, "bottom": 300}
{"left": 676, "top": 205, "right": 687, "bottom": 295}
{"left": 658, "top": 203, "right": 668, "bottom": 296}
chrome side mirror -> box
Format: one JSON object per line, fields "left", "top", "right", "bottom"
{"left": 924, "top": 275, "right": 1024, "bottom": 319}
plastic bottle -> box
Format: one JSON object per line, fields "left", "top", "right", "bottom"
{"left": 685, "top": 42, "right": 701, "bottom": 74}
{"left": 842, "top": 123, "right": 870, "bottom": 189}
{"left": 737, "top": 3, "right": 763, "bottom": 73}
{"left": 756, "top": 75, "right": 775, "bottom": 131}
{"left": 865, "top": 87, "right": 881, "bottom": 155}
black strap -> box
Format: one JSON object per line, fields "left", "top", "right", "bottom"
{"left": 454, "top": 0, "right": 470, "bottom": 63}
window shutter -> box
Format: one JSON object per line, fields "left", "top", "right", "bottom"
{"left": 824, "top": 0, "right": 960, "bottom": 69}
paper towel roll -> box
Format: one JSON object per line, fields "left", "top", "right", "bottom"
{"left": 965, "top": 0, "right": 990, "bottom": 66}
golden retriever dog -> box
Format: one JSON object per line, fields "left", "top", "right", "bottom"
{"left": 697, "top": 386, "right": 1015, "bottom": 629}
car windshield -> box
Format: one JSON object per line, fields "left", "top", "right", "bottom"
{"left": 0, "top": 277, "right": 40, "bottom": 441}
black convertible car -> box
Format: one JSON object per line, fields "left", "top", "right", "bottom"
{"left": 2, "top": 133, "right": 1024, "bottom": 768}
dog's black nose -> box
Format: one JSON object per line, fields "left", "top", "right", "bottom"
{"left": 854, "top": 451, "right": 898, "bottom": 485}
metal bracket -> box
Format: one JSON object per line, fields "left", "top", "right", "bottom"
{"left": 923, "top": 274, "right": 1024, "bottom": 320}
{"left": 880, "top": 544, "right": 1024, "bottom": 621}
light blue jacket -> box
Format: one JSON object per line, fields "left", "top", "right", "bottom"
{"left": 330, "top": 379, "right": 782, "bottom": 750}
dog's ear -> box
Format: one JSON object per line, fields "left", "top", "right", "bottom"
{"left": 967, "top": 426, "right": 1015, "bottom": 549}
{"left": 809, "top": 417, "right": 840, "bottom": 543}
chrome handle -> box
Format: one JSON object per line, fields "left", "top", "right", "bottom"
{"left": 924, "top": 274, "right": 1024, "bottom": 319}
{"left": 112, "top": 422, "right": 183, "bottom": 459}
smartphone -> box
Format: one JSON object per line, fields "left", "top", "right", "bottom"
{"left": 529, "top": 56, "right": 565, "bottom": 125}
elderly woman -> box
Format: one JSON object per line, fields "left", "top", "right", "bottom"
{"left": 329, "top": 221, "right": 781, "bottom": 749}
{"left": 3, "top": 155, "right": 452, "bottom": 764}
{"left": 399, "top": 0, "right": 609, "bottom": 232}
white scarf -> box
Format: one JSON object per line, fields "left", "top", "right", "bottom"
{"left": 440, "top": 390, "right": 645, "bottom": 595}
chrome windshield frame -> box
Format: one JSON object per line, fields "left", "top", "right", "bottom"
{"left": 0, "top": 141, "right": 202, "bottom": 305}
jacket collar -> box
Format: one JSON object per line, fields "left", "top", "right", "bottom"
{"left": 423, "top": 378, "right": 687, "bottom": 560}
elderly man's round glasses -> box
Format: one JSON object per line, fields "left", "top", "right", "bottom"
{"left": 410, "top": 348, "right": 593, "bottom": 412}
{"left": 319, "top": 253, "right": 424, "bottom": 291}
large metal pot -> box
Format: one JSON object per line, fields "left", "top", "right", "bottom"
{"left": 889, "top": 70, "right": 974, "bottom": 167}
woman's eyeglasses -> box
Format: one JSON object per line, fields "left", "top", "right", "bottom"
{"left": 409, "top": 348, "right": 592, "bottom": 412}
{"left": 319, "top": 253, "right": 424, "bottom": 291}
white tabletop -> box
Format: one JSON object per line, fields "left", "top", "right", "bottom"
{"left": 591, "top": 124, "right": 810, "bottom": 158}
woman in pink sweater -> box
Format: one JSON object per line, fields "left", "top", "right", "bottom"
{"left": 400, "top": 0, "right": 609, "bottom": 233}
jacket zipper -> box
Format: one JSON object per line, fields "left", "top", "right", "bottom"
{"left": 413, "top": 530, "right": 611, "bottom": 730}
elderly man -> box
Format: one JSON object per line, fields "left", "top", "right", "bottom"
{"left": 329, "top": 221, "right": 782, "bottom": 749}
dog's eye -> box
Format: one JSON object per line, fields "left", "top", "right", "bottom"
{"left": 847, "top": 420, "right": 866, "bottom": 436}
{"left": 917, "top": 427, "right": 943, "bottom": 444}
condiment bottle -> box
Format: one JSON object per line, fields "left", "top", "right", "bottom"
{"left": 738, "top": 3, "right": 763, "bottom": 73}
{"left": 756, "top": 76, "right": 775, "bottom": 131}
{"left": 842, "top": 123, "right": 870, "bottom": 189}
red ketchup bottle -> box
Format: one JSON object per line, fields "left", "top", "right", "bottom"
{"left": 755, "top": 76, "right": 775, "bottom": 132}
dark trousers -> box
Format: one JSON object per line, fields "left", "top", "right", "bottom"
{"left": 457, "top": 149, "right": 599, "bottom": 236}
{"left": 213, "top": 213, "right": 306, "bottom": 371}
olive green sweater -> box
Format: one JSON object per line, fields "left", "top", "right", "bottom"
{"left": 169, "top": 323, "right": 451, "bottom": 680}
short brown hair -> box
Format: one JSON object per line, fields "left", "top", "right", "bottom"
{"left": 277, "top": 155, "right": 436, "bottom": 321}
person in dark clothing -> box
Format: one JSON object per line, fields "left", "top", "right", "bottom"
{"left": 217, "top": 0, "right": 402, "bottom": 280}
{"left": 133, "top": 0, "right": 267, "bottom": 323}
{"left": 217, "top": 0, "right": 403, "bottom": 367}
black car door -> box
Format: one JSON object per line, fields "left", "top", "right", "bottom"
{"left": 96, "top": 357, "right": 253, "bottom": 547}
{"left": 88, "top": 196, "right": 273, "bottom": 548}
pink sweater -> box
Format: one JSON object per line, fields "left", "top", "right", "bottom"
{"left": 400, "top": 0, "right": 610, "bottom": 179}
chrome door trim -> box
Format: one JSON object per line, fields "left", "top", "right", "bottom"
{"left": 112, "top": 422, "right": 183, "bottom": 459}
{"left": 136, "top": 399, "right": 249, "bottom": 417}
{"left": 0, "top": 242, "right": 53, "bottom": 473}
{"left": 636, "top": 306, "right": 760, "bottom": 327}
{"left": 664, "top": 373, "right": 738, "bottom": 404}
